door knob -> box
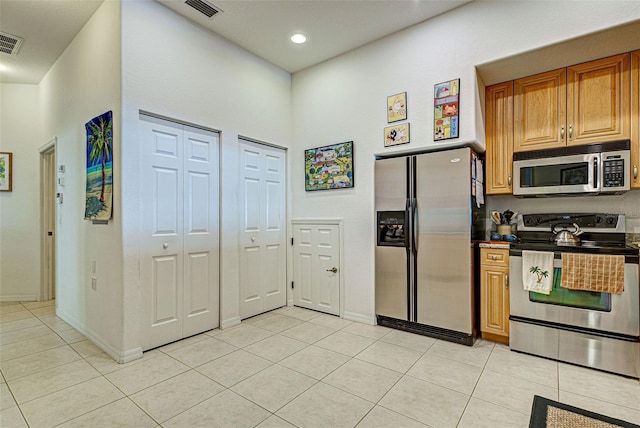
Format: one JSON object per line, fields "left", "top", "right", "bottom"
{"left": 326, "top": 267, "right": 338, "bottom": 273}
{"left": 163, "top": 242, "right": 169, "bottom": 249}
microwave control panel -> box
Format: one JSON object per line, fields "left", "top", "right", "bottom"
{"left": 603, "top": 158, "right": 625, "bottom": 187}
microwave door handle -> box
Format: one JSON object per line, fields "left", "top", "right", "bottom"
{"left": 593, "top": 157, "right": 598, "bottom": 190}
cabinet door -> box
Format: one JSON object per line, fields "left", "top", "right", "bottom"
{"left": 481, "top": 265, "right": 509, "bottom": 338}
{"left": 514, "top": 68, "right": 566, "bottom": 152}
{"left": 485, "top": 82, "right": 513, "bottom": 194}
{"left": 567, "top": 53, "right": 630, "bottom": 146}
{"left": 632, "top": 51, "right": 639, "bottom": 189}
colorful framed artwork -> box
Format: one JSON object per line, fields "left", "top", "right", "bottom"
{"left": 384, "top": 123, "right": 410, "bottom": 147}
{"left": 0, "top": 152, "right": 13, "bottom": 192}
{"left": 84, "top": 111, "right": 113, "bottom": 221}
{"left": 434, "top": 78, "right": 459, "bottom": 141}
{"left": 305, "top": 141, "right": 354, "bottom": 191}
{"left": 387, "top": 92, "right": 407, "bottom": 123}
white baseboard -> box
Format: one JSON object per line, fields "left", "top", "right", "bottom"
{"left": 57, "top": 308, "right": 143, "bottom": 364}
{"left": 0, "top": 295, "right": 38, "bottom": 302}
{"left": 343, "top": 311, "right": 375, "bottom": 325}
{"left": 120, "top": 346, "right": 144, "bottom": 364}
{"left": 221, "top": 316, "right": 241, "bottom": 329}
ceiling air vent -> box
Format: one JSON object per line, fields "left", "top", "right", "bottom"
{"left": 0, "top": 32, "right": 23, "bottom": 56}
{"left": 184, "top": 0, "right": 221, "bottom": 18}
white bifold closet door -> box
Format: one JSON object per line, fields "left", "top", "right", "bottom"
{"left": 139, "top": 114, "right": 220, "bottom": 350}
{"left": 239, "top": 139, "right": 286, "bottom": 319}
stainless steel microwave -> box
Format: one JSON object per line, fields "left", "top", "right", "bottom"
{"left": 512, "top": 140, "right": 630, "bottom": 197}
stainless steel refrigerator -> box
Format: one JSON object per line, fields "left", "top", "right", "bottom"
{"left": 375, "top": 146, "right": 484, "bottom": 345}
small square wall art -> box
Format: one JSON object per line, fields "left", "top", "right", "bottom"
{"left": 387, "top": 92, "right": 407, "bottom": 123}
{"left": 384, "top": 123, "right": 410, "bottom": 147}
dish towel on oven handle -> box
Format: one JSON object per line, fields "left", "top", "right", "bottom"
{"left": 561, "top": 253, "right": 625, "bottom": 294}
{"left": 522, "top": 250, "right": 554, "bottom": 295}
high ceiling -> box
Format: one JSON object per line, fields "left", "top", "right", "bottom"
{"left": 0, "top": 0, "right": 472, "bottom": 84}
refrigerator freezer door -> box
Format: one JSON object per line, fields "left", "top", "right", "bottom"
{"left": 415, "top": 147, "right": 473, "bottom": 334}
{"left": 374, "top": 157, "right": 408, "bottom": 211}
{"left": 375, "top": 157, "right": 409, "bottom": 320}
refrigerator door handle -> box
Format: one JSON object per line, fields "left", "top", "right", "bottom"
{"left": 406, "top": 198, "right": 412, "bottom": 250}
{"left": 412, "top": 198, "right": 418, "bottom": 252}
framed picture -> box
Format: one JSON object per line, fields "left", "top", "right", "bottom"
{"left": 434, "top": 78, "right": 459, "bottom": 141}
{"left": 0, "top": 152, "right": 12, "bottom": 192}
{"left": 84, "top": 111, "right": 113, "bottom": 221}
{"left": 387, "top": 92, "right": 407, "bottom": 123}
{"left": 305, "top": 141, "right": 354, "bottom": 191}
{"left": 384, "top": 123, "right": 410, "bottom": 147}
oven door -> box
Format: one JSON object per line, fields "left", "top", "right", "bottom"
{"left": 509, "top": 254, "right": 639, "bottom": 337}
{"left": 513, "top": 153, "right": 599, "bottom": 196}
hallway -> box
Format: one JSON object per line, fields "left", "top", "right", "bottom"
{"left": 1, "top": 300, "right": 639, "bottom": 427}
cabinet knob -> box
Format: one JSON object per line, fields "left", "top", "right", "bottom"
{"left": 569, "top": 124, "right": 573, "bottom": 139}
{"left": 492, "top": 255, "right": 497, "bottom": 260}
{"left": 634, "top": 165, "right": 638, "bottom": 181}
{"left": 505, "top": 273, "right": 509, "bottom": 289}
{"left": 326, "top": 267, "right": 338, "bottom": 273}
{"left": 251, "top": 236, "right": 256, "bottom": 242}
{"left": 163, "top": 242, "right": 169, "bottom": 249}
{"left": 561, "top": 126, "right": 565, "bottom": 140}
{"left": 507, "top": 175, "right": 512, "bottom": 186}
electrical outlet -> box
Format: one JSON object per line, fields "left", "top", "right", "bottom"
{"left": 91, "top": 277, "right": 97, "bottom": 291}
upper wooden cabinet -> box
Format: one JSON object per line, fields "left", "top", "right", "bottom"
{"left": 514, "top": 53, "right": 630, "bottom": 152}
{"left": 485, "top": 81, "right": 513, "bottom": 194}
{"left": 568, "top": 54, "right": 630, "bottom": 145}
{"left": 514, "top": 68, "right": 566, "bottom": 151}
{"left": 632, "top": 50, "right": 640, "bottom": 189}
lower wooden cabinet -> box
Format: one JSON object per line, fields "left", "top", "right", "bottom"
{"left": 480, "top": 247, "right": 510, "bottom": 344}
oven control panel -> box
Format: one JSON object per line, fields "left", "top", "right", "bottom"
{"left": 520, "top": 213, "right": 624, "bottom": 231}
{"left": 603, "top": 158, "right": 625, "bottom": 187}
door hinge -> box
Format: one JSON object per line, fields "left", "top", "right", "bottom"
{"left": 291, "top": 237, "right": 294, "bottom": 245}
{"left": 291, "top": 281, "right": 294, "bottom": 289}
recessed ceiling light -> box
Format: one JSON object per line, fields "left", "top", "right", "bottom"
{"left": 290, "top": 33, "right": 307, "bottom": 44}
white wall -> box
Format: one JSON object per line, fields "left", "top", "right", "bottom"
{"left": 291, "top": 1, "right": 640, "bottom": 323}
{"left": 37, "top": 0, "right": 123, "bottom": 357}
{"left": 0, "top": 84, "right": 40, "bottom": 301}
{"left": 120, "top": 0, "right": 292, "bottom": 352}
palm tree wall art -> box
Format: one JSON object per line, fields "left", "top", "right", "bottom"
{"left": 84, "top": 111, "right": 113, "bottom": 220}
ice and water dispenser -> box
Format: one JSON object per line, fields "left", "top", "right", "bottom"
{"left": 376, "top": 211, "right": 407, "bottom": 247}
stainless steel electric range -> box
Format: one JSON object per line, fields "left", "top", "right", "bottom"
{"left": 509, "top": 213, "right": 640, "bottom": 378}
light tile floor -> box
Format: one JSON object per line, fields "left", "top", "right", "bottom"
{"left": 1, "top": 300, "right": 639, "bottom": 427}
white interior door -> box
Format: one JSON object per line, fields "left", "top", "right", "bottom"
{"left": 292, "top": 223, "right": 340, "bottom": 315}
{"left": 182, "top": 127, "right": 220, "bottom": 337}
{"left": 239, "top": 140, "right": 286, "bottom": 319}
{"left": 140, "top": 116, "right": 219, "bottom": 350}
{"left": 40, "top": 146, "right": 56, "bottom": 301}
